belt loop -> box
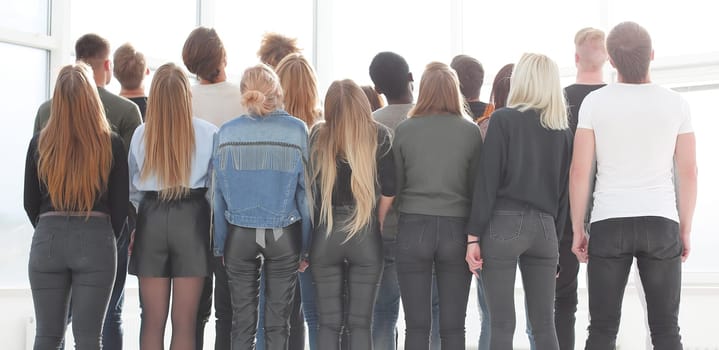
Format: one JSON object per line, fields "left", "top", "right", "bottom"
{"left": 256, "top": 228, "right": 266, "bottom": 248}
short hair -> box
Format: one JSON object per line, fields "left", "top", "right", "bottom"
{"left": 606, "top": 22, "right": 652, "bottom": 84}
{"left": 369, "top": 52, "right": 411, "bottom": 101}
{"left": 240, "top": 64, "right": 284, "bottom": 116}
{"left": 182, "top": 27, "right": 226, "bottom": 83}
{"left": 450, "top": 55, "right": 484, "bottom": 100}
{"left": 75, "top": 33, "right": 110, "bottom": 71}
{"left": 507, "top": 53, "right": 567, "bottom": 130}
{"left": 257, "top": 33, "right": 301, "bottom": 68}
{"left": 409, "top": 62, "right": 469, "bottom": 120}
{"left": 574, "top": 27, "right": 607, "bottom": 72}
{"left": 113, "top": 43, "right": 146, "bottom": 90}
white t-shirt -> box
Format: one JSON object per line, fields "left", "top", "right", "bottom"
{"left": 578, "top": 83, "right": 693, "bottom": 223}
{"left": 191, "top": 81, "right": 247, "bottom": 128}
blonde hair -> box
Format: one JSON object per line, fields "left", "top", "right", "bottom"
{"left": 142, "top": 63, "right": 196, "bottom": 200}
{"left": 507, "top": 53, "right": 568, "bottom": 130}
{"left": 38, "top": 63, "right": 112, "bottom": 212}
{"left": 113, "top": 43, "right": 146, "bottom": 90}
{"left": 575, "top": 27, "right": 607, "bottom": 72}
{"left": 276, "top": 53, "right": 322, "bottom": 126}
{"left": 409, "top": 62, "right": 471, "bottom": 120}
{"left": 241, "top": 64, "right": 284, "bottom": 116}
{"left": 257, "top": 32, "right": 301, "bottom": 68}
{"left": 311, "top": 79, "right": 379, "bottom": 241}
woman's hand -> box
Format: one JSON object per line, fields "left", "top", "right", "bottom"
{"left": 128, "top": 229, "right": 136, "bottom": 256}
{"left": 572, "top": 229, "right": 589, "bottom": 263}
{"left": 465, "top": 236, "right": 483, "bottom": 278}
{"left": 298, "top": 259, "right": 309, "bottom": 272}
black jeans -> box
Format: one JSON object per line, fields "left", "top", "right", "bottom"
{"left": 396, "top": 214, "right": 472, "bottom": 350}
{"left": 29, "top": 216, "right": 117, "bottom": 350}
{"left": 310, "top": 207, "right": 384, "bottom": 350}
{"left": 480, "top": 201, "right": 559, "bottom": 350}
{"left": 225, "top": 223, "right": 301, "bottom": 350}
{"left": 586, "top": 216, "right": 683, "bottom": 350}
{"left": 555, "top": 216, "right": 579, "bottom": 350}
{"left": 197, "top": 256, "right": 232, "bottom": 350}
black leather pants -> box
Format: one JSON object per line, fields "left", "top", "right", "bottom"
{"left": 224, "top": 222, "right": 301, "bottom": 350}
{"left": 311, "top": 207, "right": 384, "bottom": 350}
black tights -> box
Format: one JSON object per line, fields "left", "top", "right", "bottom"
{"left": 139, "top": 277, "right": 204, "bottom": 350}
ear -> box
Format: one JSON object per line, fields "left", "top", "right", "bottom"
{"left": 575, "top": 53, "right": 580, "bottom": 65}
{"left": 650, "top": 49, "right": 655, "bottom": 61}
{"left": 408, "top": 72, "right": 414, "bottom": 82}
{"left": 145, "top": 67, "right": 150, "bottom": 76}
{"left": 104, "top": 59, "right": 111, "bottom": 71}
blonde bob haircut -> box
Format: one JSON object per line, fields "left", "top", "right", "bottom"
{"left": 143, "top": 63, "right": 196, "bottom": 200}
{"left": 507, "top": 53, "right": 568, "bottom": 130}
{"left": 408, "top": 62, "right": 471, "bottom": 120}
{"left": 38, "top": 63, "right": 112, "bottom": 212}
{"left": 241, "top": 64, "right": 284, "bottom": 116}
{"left": 311, "top": 79, "right": 378, "bottom": 241}
{"left": 275, "top": 53, "right": 322, "bottom": 127}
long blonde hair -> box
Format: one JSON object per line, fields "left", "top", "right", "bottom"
{"left": 38, "top": 63, "right": 112, "bottom": 212}
{"left": 311, "top": 79, "right": 378, "bottom": 240}
{"left": 276, "top": 53, "right": 322, "bottom": 126}
{"left": 409, "top": 62, "right": 471, "bottom": 120}
{"left": 142, "top": 63, "right": 196, "bottom": 200}
{"left": 241, "top": 64, "right": 284, "bottom": 116}
{"left": 507, "top": 53, "right": 568, "bottom": 130}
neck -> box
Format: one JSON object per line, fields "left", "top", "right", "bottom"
{"left": 200, "top": 68, "right": 227, "bottom": 85}
{"left": 575, "top": 70, "right": 604, "bottom": 85}
{"left": 617, "top": 72, "right": 651, "bottom": 84}
{"left": 120, "top": 87, "right": 146, "bottom": 98}
{"left": 94, "top": 75, "right": 106, "bottom": 88}
{"left": 387, "top": 92, "right": 413, "bottom": 105}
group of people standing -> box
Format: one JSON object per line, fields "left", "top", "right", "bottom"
{"left": 24, "top": 20, "right": 696, "bottom": 350}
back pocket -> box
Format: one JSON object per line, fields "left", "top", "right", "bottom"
{"left": 489, "top": 211, "right": 523, "bottom": 241}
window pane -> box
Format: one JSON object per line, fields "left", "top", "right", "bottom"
{"left": 0, "top": 43, "right": 48, "bottom": 288}
{"left": 322, "top": 1, "right": 453, "bottom": 98}
{"left": 0, "top": 0, "right": 49, "bottom": 34}
{"left": 678, "top": 88, "right": 719, "bottom": 272}
{"left": 463, "top": 0, "right": 602, "bottom": 91}
{"left": 71, "top": 0, "right": 196, "bottom": 65}
{"left": 215, "top": 0, "right": 314, "bottom": 78}
{"left": 608, "top": 0, "right": 719, "bottom": 57}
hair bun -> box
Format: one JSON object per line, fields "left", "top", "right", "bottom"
{"left": 242, "top": 90, "right": 266, "bottom": 108}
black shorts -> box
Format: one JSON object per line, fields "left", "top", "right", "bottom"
{"left": 129, "top": 189, "right": 211, "bottom": 278}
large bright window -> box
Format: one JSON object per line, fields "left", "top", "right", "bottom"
{"left": 677, "top": 87, "right": 719, "bottom": 273}
{"left": 0, "top": 42, "right": 49, "bottom": 288}
{"left": 0, "top": 0, "right": 49, "bottom": 34}
{"left": 214, "top": 0, "right": 314, "bottom": 78}
{"left": 320, "top": 0, "right": 453, "bottom": 95}
{"left": 70, "top": 0, "right": 196, "bottom": 67}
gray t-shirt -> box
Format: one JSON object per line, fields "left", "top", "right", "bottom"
{"left": 373, "top": 103, "right": 414, "bottom": 132}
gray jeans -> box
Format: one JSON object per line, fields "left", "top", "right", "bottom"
{"left": 29, "top": 215, "right": 117, "bottom": 350}
{"left": 480, "top": 199, "right": 559, "bottom": 350}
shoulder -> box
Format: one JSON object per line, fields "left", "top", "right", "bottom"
{"left": 193, "top": 117, "right": 219, "bottom": 134}
{"left": 100, "top": 89, "right": 141, "bottom": 115}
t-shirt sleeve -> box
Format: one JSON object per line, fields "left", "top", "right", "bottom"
{"left": 576, "top": 93, "right": 595, "bottom": 130}
{"left": 678, "top": 97, "right": 693, "bottom": 134}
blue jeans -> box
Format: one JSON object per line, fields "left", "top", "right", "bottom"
{"left": 374, "top": 230, "right": 442, "bottom": 350}
{"left": 103, "top": 221, "right": 129, "bottom": 350}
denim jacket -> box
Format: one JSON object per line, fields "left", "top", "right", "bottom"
{"left": 212, "top": 110, "right": 312, "bottom": 258}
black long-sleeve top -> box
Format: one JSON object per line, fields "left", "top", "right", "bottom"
{"left": 466, "top": 107, "right": 573, "bottom": 239}
{"left": 313, "top": 124, "right": 396, "bottom": 209}
{"left": 23, "top": 133, "right": 129, "bottom": 236}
